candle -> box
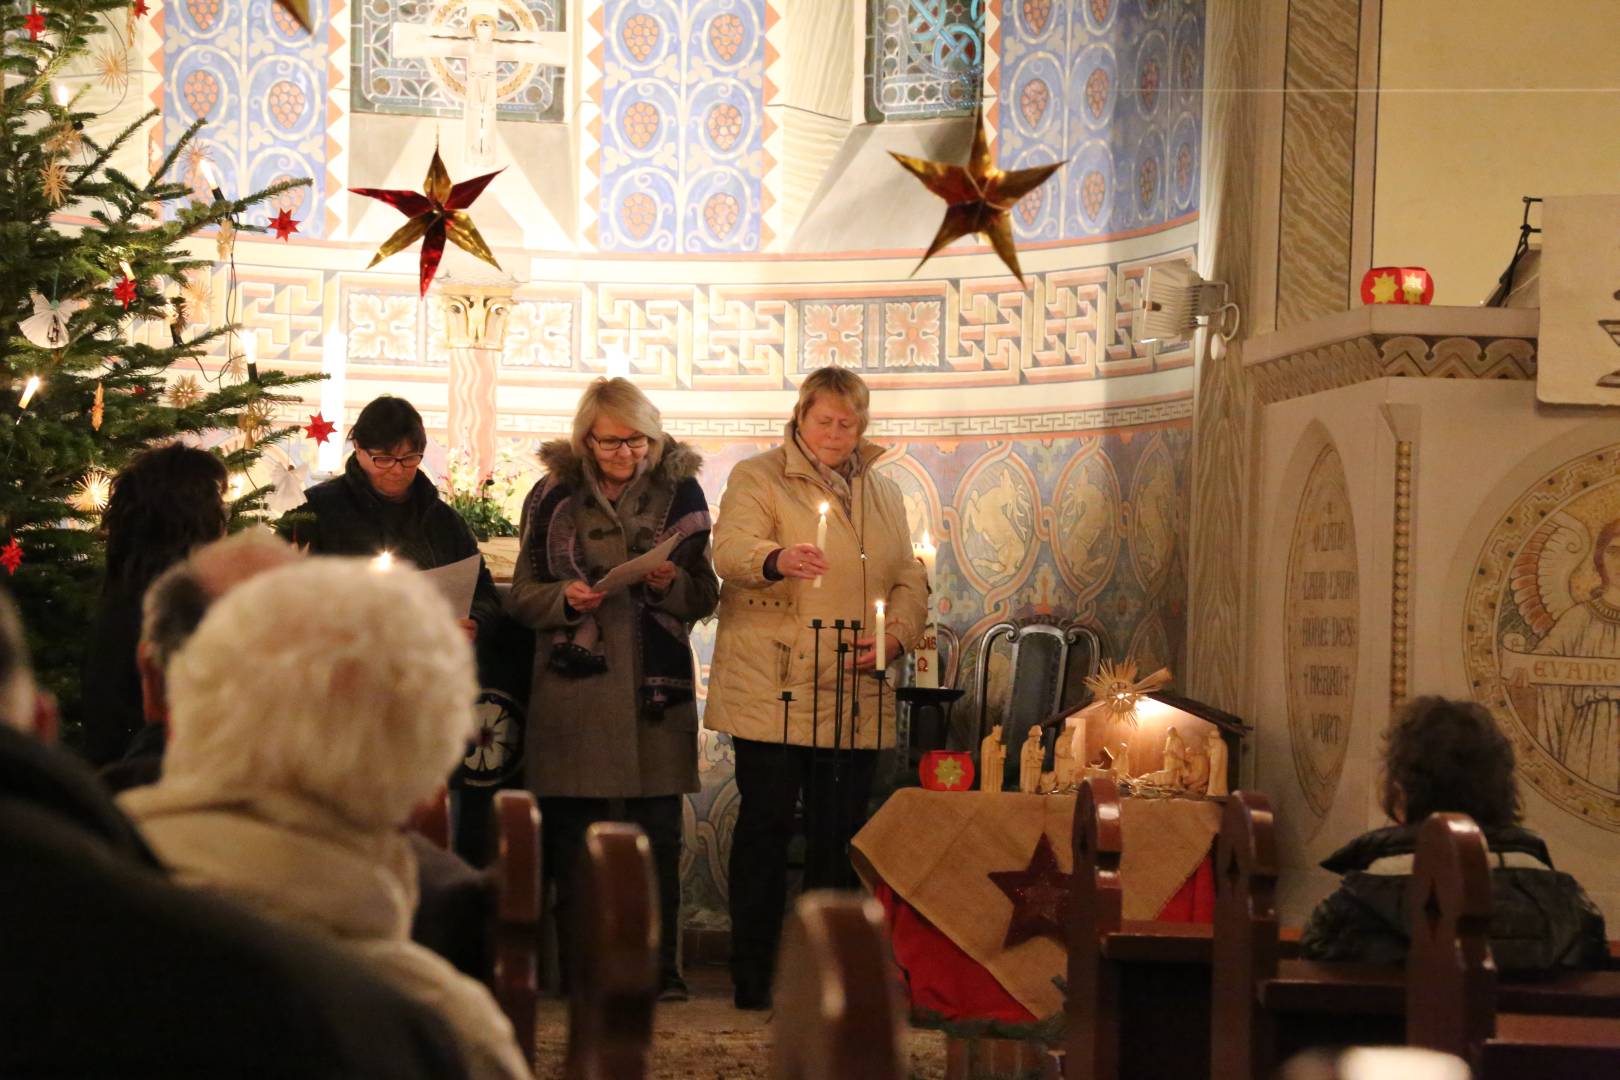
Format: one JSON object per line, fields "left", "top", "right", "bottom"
{"left": 813, "top": 500, "right": 828, "bottom": 589}
{"left": 18, "top": 376, "right": 40, "bottom": 410}
{"left": 914, "top": 529, "right": 937, "bottom": 584}
{"left": 874, "top": 599, "right": 886, "bottom": 670}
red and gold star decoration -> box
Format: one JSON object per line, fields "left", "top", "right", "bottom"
{"left": 920, "top": 750, "right": 975, "bottom": 791}
{"left": 112, "top": 274, "right": 137, "bottom": 309}
{"left": 24, "top": 4, "right": 45, "bottom": 39}
{"left": 1360, "top": 265, "right": 1434, "bottom": 306}
{"left": 1, "top": 538, "right": 22, "bottom": 577}
{"left": 350, "top": 145, "right": 503, "bottom": 297}
{"left": 889, "top": 108, "right": 1064, "bottom": 285}
{"left": 987, "top": 833, "right": 1073, "bottom": 950}
{"left": 304, "top": 412, "right": 336, "bottom": 444}
{"left": 270, "top": 208, "right": 300, "bottom": 241}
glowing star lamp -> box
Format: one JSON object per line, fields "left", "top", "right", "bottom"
{"left": 1360, "top": 266, "right": 1434, "bottom": 306}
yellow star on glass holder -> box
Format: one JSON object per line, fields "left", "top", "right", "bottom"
{"left": 889, "top": 108, "right": 1064, "bottom": 285}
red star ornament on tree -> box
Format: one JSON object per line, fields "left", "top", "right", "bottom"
{"left": 350, "top": 145, "right": 503, "bottom": 297}
{"left": 987, "top": 833, "right": 1074, "bottom": 950}
{"left": 890, "top": 107, "right": 1064, "bottom": 285}
{"left": 304, "top": 412, "right": 335, "bottom": 444}
{"left": 24, "top": 4, "right": 45, "bottom": 38}
{"left": 1, "top": 538, "right": 22, "bottom": 576}
{"left": 131, "top": 0, "right": 148, "bottom": 17}
{"left": 112, "top": 275, "right": 137, "bottom": 309}
{"left": 270, "top": 208, "right": 300, "bottom": 241}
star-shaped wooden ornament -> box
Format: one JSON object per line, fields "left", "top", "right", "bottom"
{"left": 350, "top": 145, "right": 503, "bottom": 297}
{"left": 24, "top": 4, "right": 45, "bottom": 38}
{"left": 890, "top": 108, "right": 1064, "bottom": 285}
{"left": 987, "top": 833, "right": 1073, "bottom": 950}
{"left": 1, "top": 538, "right": 22, "bottom": 576}
{"left": 304, "top": 412, "right": 336, "bottom": 444}
{"left": 270, "top": 208, "right": 300, "bottom": 241}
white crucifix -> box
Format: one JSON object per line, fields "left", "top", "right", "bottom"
{"left": 392, "top": 0, "right": 569, "bottom": 168}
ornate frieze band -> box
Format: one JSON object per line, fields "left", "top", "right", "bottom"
{"left": 1247, "top": 333, "right": 1538, "bottom": 407}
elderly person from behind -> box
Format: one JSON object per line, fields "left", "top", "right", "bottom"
{"left": 506, "top": 376, "right": 717, "bottom": 1001}
{"left": 704, "top": 365, "right": 927, "bottom": 1009}
{"left": 119, "top": 560, "right": 529, "bottom": 1079}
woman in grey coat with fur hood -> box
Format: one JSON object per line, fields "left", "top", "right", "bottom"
{"left": 506, "top": 378, "right": 718, "bottom": 1001}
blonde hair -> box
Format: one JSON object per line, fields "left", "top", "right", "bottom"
{"left": 162, "top": 558, "right": 477, "bottom": 830}
{"left": 792, "top": 367, "right": 870, "bottom": 435}
{"left": 571, "top": 377, "right": 665, "bottom": 469}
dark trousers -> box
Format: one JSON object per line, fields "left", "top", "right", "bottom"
{"left": 539, "top": 794, "right": 684, "bottom": 985}
{"left": 727, "top": 737, "right": 877, "bottom": 987}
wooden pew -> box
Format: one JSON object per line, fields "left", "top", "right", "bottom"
{"left": 563, "top": 822, "right": 658, "bottom": 1080}
{"left": 1405, "top": 812, "right": 1620, "bottom": 1079}
{"left": 1066, "top": 775, "right": 1215, "bottom": 1080}
{"left": 408, "top": 787, "right": 541, "bottom": 1072}
{"left": 1210, "top": 792, "right": 1406, "bottom": 1080}
{"left": 771, "top": 891, "right": 906, "bottom": 1080}
{"left": 490, "top": 790, "right": 541, "bottom": 1072}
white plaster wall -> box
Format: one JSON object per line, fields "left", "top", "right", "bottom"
{"left": 1374, "top": 0, "right": 1620, "bottom": 305}
{"left": 1252, "top": 375, "right": 1620, "bottom": 927}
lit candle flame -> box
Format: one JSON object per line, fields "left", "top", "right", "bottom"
{"left": 53, "top": 83, "right": 72, "bottom": 108}
{"left": 199, "top": 159, "right": 221, "bottom": 191}
{"left": 371, "top": 550, "right": 394, "bottom": 572}
{"left": 818, "top": 501, "right": 829, "bottom": 515}
{"left": 228, "top": 474, "right": 247, "bottom": 500}
{"left": 18, "top": 376, "right": 40, "bottom": 409}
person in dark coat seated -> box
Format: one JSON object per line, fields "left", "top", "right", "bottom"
{"left": 0, "top": 589, "right": 471, "bottom": 1079}
{"left": 278, "top": 394, "right": 501, "bottom": 645}
{"left": 1300, "top": 695, "right": 1607, "bottom": 971}
{"left": 80, "top": 442, "right": 229, "bottom": 764}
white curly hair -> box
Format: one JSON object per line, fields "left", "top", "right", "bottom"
{"left": 161, "top": 557, "right": 477, "bottom": 829}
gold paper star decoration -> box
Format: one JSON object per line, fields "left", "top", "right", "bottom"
{"left": 167, "top": 375, "right": 202, "bottom": 409}
{"left": 889, "top": 109, "right": 1064, "bottom": 285}
{"left": 237, "top": 401, "right": 273, "bottom": 445}
{"left": 69, "top": 470, "right": 112, "bottom": 514}
{"left": 95, "top": 44, "right": 129, "bottom": 93}
{"left": 41, "top": 160, "right": 70, "bottom": 206}
{"left": 1368, "top": 271, "right": 1398, "bottom": 304}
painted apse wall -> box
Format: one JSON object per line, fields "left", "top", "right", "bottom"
{"left": 142, "top": 0, "right": 1207, "bottom": 922}
{"left": 1245, "top": 318, "right": 1620, "bottom": 927}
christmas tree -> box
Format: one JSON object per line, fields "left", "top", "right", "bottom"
{"left": 1, "top": 0, "right": 318, "bottom": 727}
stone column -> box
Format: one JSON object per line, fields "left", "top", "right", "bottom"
{"left": 440, "top": 284, "right": 515, "bottom": 483}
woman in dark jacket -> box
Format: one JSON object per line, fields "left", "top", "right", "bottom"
{"left": 1300, "top": 696, "right": 1607, "bottom": 971}
{"left": 280, "top": 395, "right": 502, "bottom": 643}
{"left": 81, "top": 443, "right": 228, "bottom": 764}
{"left": 506, "top": 377, "right": 718, "bottom": 1001}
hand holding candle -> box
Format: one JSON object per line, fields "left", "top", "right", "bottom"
{"left": 813, "top": 501, "right": 828, "bottom": 588}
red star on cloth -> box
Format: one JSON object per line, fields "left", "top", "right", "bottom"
{"left": 270, "top": 208, "right": 300, "bottom": 241}
{"left": 112, "top": 276, "right": 137, "bottom": 309}
{"left": 350, "top": 145, "right": 503, "bottom": 296}
{"left": 24, "top": 4, "right": 45, "bottom": 37}
{"left": 0, "top": 538, "right": 21, "bottom": 577}
{"left": 987, "top": 833, "right": 1074, "bottom": 950}
{"left": 304, "top": 412, "right": 335, "bottom": 444}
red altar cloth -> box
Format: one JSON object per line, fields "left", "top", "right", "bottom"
{"left": 872, "top": 857, "right": 1215, "bottom": 1024}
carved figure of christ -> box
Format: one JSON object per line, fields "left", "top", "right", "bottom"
{"left": 392, "top": 0, "right": 568, "bottom": 168}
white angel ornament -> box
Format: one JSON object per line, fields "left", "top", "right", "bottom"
{"left": 20, "top": 291, "right": 87, "bottom": 350}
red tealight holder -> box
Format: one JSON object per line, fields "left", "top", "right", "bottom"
{"left": 919, "top": 750, "right": 975, "bottom": 791}
{"left": 1360, "top": 266, "right": 1434, "bottom": 305}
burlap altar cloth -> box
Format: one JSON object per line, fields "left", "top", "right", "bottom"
{"left": 852, "top": 789, "right": 1221, "bottom": 1019}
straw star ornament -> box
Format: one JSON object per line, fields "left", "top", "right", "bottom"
{"left": 890, "top": 109, "right": 1064, "bottom": 285}
{"left": 351, "top": 145, "right": 503, "bottom": 297}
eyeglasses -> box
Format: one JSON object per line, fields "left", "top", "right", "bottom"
{"left": 362, "top": 450, "right": 423, "bottom": 470}
{"left": 587, "top": 434, "right": 650, "bottom": 453}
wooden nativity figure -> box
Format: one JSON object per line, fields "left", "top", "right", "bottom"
{"left": 979, "top": 724, "right": 1005, "bottom": 793}
{"left": 1018, "top": 725, "right": 1043, "bottom": 794}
